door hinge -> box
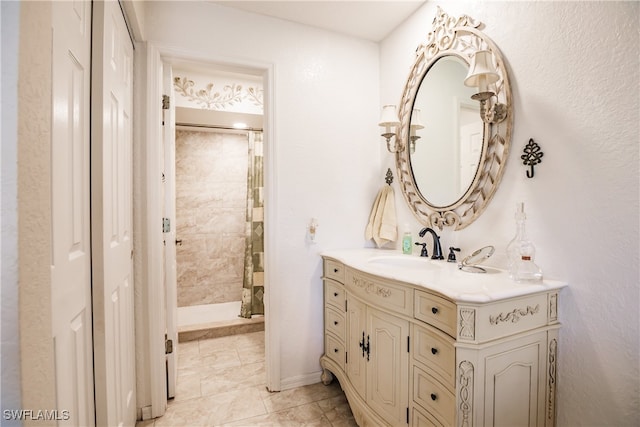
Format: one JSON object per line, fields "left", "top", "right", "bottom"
{"left": 165, "top": 336, "right": 173, "bottom": 354}
{"left": 345, "top": 351, "right": 348, "bottom": 365}
{"left": 162, "top": 94, "right": 170, "bottom": 110}
{"left": 406, "top": 407, "right": 409, "bottom": 424}
{"left": 407, "top": 336, "right": 410, "bottom": 353}
{"left": 163, "top": 217, "right": 171, "bottom": 233}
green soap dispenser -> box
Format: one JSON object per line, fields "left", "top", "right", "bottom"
{"left": 402, "top": 224, "right": 412, "bottom": 254}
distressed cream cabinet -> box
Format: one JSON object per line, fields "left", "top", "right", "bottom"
{"left": 320, "top": 250, "right": 565, "bottom": 427}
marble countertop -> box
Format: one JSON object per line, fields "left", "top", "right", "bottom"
{"left": 321, "top": 248, "right": 567, "bottom": 304}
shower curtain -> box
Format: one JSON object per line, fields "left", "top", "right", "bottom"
{"left": 240, "top": 131, "right": 265, "bottom": 318}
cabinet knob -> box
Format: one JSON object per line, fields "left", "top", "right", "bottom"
{"left": 431, "top": 307, "right": 439, "bottom": 314}
{"left": 430, "top": 393, "right": 437, "bottom": 401}
{"left": 334, "top": 268, "right": 339, "bottom": 273}
{"left": 334, "top": 348, "right": 339, "bottom": 353}
{"left": 334, "top": 292, "right": 339, "bottom": 297}
{"left": 431, "top": 347, "right": 438, "bottom": 355}
{"left": 334, "top": 321, "right": 338, "bottom": 325}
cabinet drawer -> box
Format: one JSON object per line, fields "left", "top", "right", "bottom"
{"left": 324, "top": 259, "right": 345, "bottom": 282}
{"left": 412, "top": 324, "right": 455, "bottom": 388}
{"left": 411, "top": 406, "right": 446, "bottom": 427}
{"left": 346, "top": 268, "right": 413, "bottom": 317}
{"left": 415, "top": 290, "right": 456, "bottom": 338}
{"left": 324, "top": 279, "right": 345, "bottom": 311}
{"left": 325, "top": 333, "right": 345, "bottom": 371}
{"left": 412, "top": 365, "right": 455, "bottom": 426}
{"left": 475, "top": 292, "right": 549, "bottom": 343}
{"left": 325, "top": 306, "right": 346, "bottom": 341}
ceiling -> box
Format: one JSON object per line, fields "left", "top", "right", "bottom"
{"left": 212, "top": 1, "right": 426, "bottom": 42}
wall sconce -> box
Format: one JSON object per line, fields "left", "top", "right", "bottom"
{"left": 409, "top": 109, "right": 424, "bottom": 154}
{"left": 464, "top": 50, "right": 507, "bottom": 124}
{"left": 379, "top": 104, "right": 403, "bottom": 152}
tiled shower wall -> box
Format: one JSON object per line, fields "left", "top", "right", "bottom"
{"left": 175, "top": 130, "right": 248, "bottom": 307}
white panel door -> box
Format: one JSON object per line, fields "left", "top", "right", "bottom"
{"left": 51, "top": 1, "right": 94, "bottom": 425}
{"left": 459, "top": 120, "right": 483, "bottom": 194}
{"left": 92, "top": 1, "right": 136, "bottom": 426}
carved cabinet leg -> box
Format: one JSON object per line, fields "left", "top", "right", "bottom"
{"left": 321, "top": 367, "right": 334, "bottom": 385}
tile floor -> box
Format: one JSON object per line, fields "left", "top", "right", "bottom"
{"left": 136, "top": 331, "right": 358, "bottom": 426}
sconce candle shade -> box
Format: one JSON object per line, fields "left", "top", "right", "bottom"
{"left": 408, "top": 109, "right": 424, "bottom": 154}
{"left": 379, "top": 104, "right": 403, "bottom": 152}
{"left": 379, "top": 104, "right": 400, "bottom": 129}
{"left": 410, "top": 109, "right": 425, "bottom": 131}
{"left": 464, "top": 50, "right": 500, "bottom": 93}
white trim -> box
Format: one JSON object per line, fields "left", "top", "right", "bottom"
{"left": 145, "top": 43, "right": 168, "bottom": 419}
{"left": 132, "top": 41, "right": 168, "bottom": 419}
{"left": 262, "top": 63, "right": 280, "bottom": 392}
{"left": 123, "top": 3, "right": 168, "bottom": 417}
{"left": 162, "top": 62, "right": 178, "bottom": 400}
{"left": 119, "top": 0, "right": 144, "bottom": 43}
{"left": 146, "top": 43, "right": 281, "bottom": 393}
{"left": 1, "top": 0, "right": 22, "bottom": 412}
{"left": 279, "top": 371, "right": 323, "bottom": 391}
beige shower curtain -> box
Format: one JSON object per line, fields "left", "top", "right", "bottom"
{"left": 240, "top": 131, "right": 265, "bottom": 318}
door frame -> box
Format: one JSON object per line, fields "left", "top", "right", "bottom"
{"left": 162, "top": 62, "right": 178, "bottom": 399}
{"left": 142, "top": 43, "right": 281, "bottom": 395}
{"left": 133, "top": 42, "right": 169, "bottom": 419}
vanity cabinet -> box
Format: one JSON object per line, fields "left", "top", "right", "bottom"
{"left": 320, "top": 252, "right": 564, "bottom": 427}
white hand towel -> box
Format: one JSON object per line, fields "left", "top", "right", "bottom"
{"left": 365, "top": 188, "right": 384, "bottom": 241}
{"left": 365, "top": 186, "right": 398, "bottom": 248}
{"left": 378, "top": 186, "right": 397, "bottom": 243}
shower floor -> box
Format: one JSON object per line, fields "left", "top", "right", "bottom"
{"left": 177, "top": 301, "right": 264, "bottom": 342}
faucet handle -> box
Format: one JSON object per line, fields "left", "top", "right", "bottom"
{"left": 415, "top": 242, "right": 428, "bottom": 257}
{"left": 447, "top": 247, "right": 461, "bottom": 263}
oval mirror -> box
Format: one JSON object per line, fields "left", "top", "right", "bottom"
{"left": 410, "top": 55, "right": 481, "bottom": 207}
{"left": 395, "top": 7, "right": 513, "bottom": 230}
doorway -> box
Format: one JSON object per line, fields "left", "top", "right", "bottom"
{"left": 173, "top": 123, "right": 265, "bottom": 340}
{"left": 161, "top": 60, "right": 270, "bottom": 396}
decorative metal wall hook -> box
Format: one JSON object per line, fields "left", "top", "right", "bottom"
{"left": 521, "top": 138, "right": 543, "bottom": 178}
{"left": 385, "top": 168, "right": 394, "bottom": 185}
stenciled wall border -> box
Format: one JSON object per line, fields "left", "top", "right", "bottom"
{"left": 173, "top": 69, "right": 263, "bottom": 114}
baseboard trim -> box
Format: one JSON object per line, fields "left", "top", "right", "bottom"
{"left": 279, "top": 370, "right": 323, "bottom": 391}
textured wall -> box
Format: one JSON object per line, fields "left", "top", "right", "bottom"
{"left": 144, "top": 1, "right": 381, "bottom": 387}
{"left": 16, "top": 1, "right": 57, "bottom": 421}
{"left": 381, "top": 1, "right": 639, "bottom": 425}
{"left": 175, "top": 130, "right": 247, "bottom": 307}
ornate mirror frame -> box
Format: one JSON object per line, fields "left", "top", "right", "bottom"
{"left": 396, "top": 7, "right": 513, "bottom": 230}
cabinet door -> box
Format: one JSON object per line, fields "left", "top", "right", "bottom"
{"left": 368, "top": 307, "right": 409, "bottom": 426}
{"left": 482, "top": 332, "right": 546, "bottom": 427}
{"left": 346, "top": 295, "right": 367, "bottom": 399}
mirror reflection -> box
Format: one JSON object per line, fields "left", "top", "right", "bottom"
{"left": 410, "top": 56, "right": 482, "bottom": 207}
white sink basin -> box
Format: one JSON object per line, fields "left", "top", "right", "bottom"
{"left": 367, "top": 255, "right": 441, "bottom": 270}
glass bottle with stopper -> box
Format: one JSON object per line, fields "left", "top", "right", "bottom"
{"left": 506, "top": 202, "right": 543, "bottom": 282}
